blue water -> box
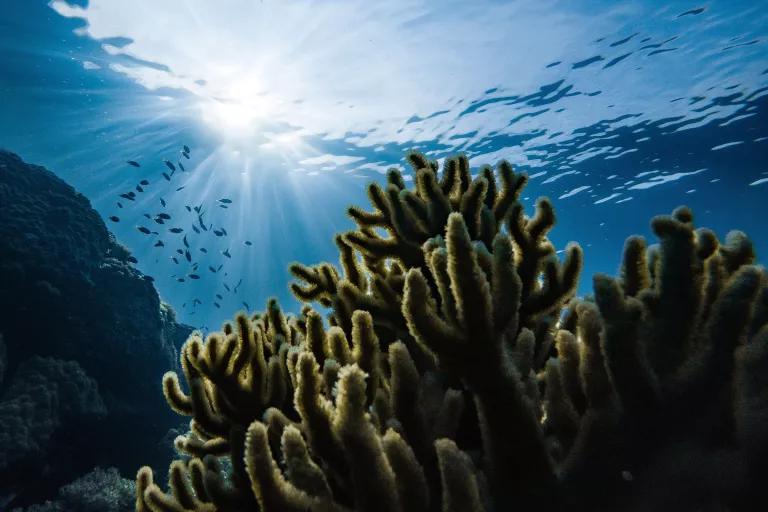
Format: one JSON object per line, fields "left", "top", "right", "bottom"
{"left": 1, "top": 0, "right": 766, "bottom": 332}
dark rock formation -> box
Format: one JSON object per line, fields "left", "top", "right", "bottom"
{"left": 0, "top": 150, "right": 193, "bottom": 507}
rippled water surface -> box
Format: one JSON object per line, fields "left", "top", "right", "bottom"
{"left": 1, "top": 0, "right": 766, "bottom": 330}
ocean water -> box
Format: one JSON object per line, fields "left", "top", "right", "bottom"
{"left": 2, "top": 1, "right": 768, "bottom": 510}
{"left": 1, "top": 0, "right": 766, "bottom": 331}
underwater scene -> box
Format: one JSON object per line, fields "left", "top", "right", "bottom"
{"left": 1, "top": 0, "right": 767, "bottom": 510}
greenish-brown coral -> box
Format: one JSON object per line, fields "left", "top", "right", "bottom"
{"left": 136, "top": 152, "right": 768, "bottom": 512}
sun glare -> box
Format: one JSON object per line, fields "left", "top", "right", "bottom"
{"left": 198, "top": 74, "right": 277, "bottom": 137}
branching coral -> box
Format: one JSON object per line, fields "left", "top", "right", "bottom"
{"left": 137, "top": 152, "right": 767, "bottom": 512}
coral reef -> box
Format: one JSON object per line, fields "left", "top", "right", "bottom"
{"left": 11, "top": 467, "right": 136, "bottom": 512}
{"left": 137, "top": 152, "right": 767, "bottom": 511}
{"left": 0, "top": 150, "right": 193, "bottom": 507}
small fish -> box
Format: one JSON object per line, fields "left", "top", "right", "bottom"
{"left": 213, "top": 229, "right": 223, "bottom": 237}
{"left": 127, "top": 160, "right": 141, "bottom": 167}
{"left": 160, "top": 197, "right": 167, "bottom": 207}
{"left": 193, "top": 298, "right": 202, "bottom": 305}
{"left": 183, "top": 235, "right": 189, "bottom": 248}
{"left": 214, "top": 302, "right": 221, "bottom": 308}
{"left": 209, "top": 266, "right": 217, "bottom": 273}
{"left": 169, "top": 227, "right": 184, "bottom": 233}
{"left": 217, "top": 264, "right": 223, "bottom": 271}
{"left": 233, "top": 278, "right": 242, "bottom": 293}
{"left": 136, "top": 185, "right": 144, "bottom": 193}
{"left": 138, "top": 226, "right": 151, "bottom": 234}
{"left": 154, "top": 241, "right": 165, "bottom": 247}
{"left": 176, "top": 249, "right": 184, "bottom": 255}
{"left": 157, "top": 213, "right": 171, "bottom": 220}
{"left": 182, "top": 152, "right": 190, "bottom": 160}
{"left": 176, "top": 186, "right": 185, "bottom": 192}
{"left": 222, "top": 249, "right": 231, "bottom": 258}
{"left": 192, "top": 225, "right": 200, "bottom": 234}
{"left": 244, "top": 240, "right": 252, "bottom": 246}
{"left": 193, "top": 205, "right": 202, "bottom": 213}
{"left": 179, "top": 162, "right": 186, "bottom": 172}
{"left": 143, "top": 213, "right": 152, "bottom": 219}
{"left": 164, "top": 160, "right": 176, "bottom": 171}
{"left": 185, "top": 205, "right": 192, "bottom": 212}
{"left": 221, "top": 227, "right": 228, "bottom": 236}
{"left": 172, "top": 257, "right": 179, "bottom": 264}
{"left": 183, "top": 145, "right": 190, "bottom": 154}
{"left": 140, "top": 179, "right": 149, "bottom": 186}
{"left": 216, "top": 293, "right": 223, "bottom": 300}
{"left": 192, "top": 263, "right": 199, "bottom": 270}
{"left": 154, "top": 218, "right": 165, "bottom": 224}
{"left": 177, "top": 278, "right": 186, "bottom": 282}
{"left": 117, "top": 202, "right": 123, "bottom": 208}
{"left": 219, "top": 198, "right": 232, "bottom": 204}
{"left": 242, "top": 301, "right": 250, "bottom": 311}
{"left": 219, "top": 204, "right": 229, "bottom": 209}
{"left": 162, "top": 172, "right": 171, "bottom": 181}
{"left": 185, "top": 250, "right": 192, "bottom": 262}
{"left": 223, "top": 283, "right": 231, "bottom": 292}
{"left": 200, "top": 247, "right": 207, "bottom": 253}
{"left": 109, "top": 216, "right": 120, "bottom": 222}
{"left": 189, "top": 274, "right": 200, "bottom": 280}
{"left": 119, "top": 193, "right": 135, "bottom": 201}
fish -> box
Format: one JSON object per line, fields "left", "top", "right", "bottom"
{"left": 128, "top": 191, "right": 136, "bottom": 198}
{"left": 216, "top": 293, "right": 223, "bottom": 300}
{"left": 219, "top": 198, "right": 232, "bottom": 204}
{"left": 176, "top": 249, "right": 184, "bottom": 255}
{"left": 209, "top": 266, "right": 217, "bottom": 273}
{"left": 213, "top": 229, "right": 223, "bottom": 237}
{"left": 136, "top": 185, "right": 144, "bottom": 193}
{"left": 119, "top": 193, "right": 135, "bottom": 201}
{"left": 214, "top": 302, "right": 220, "bottom": 308}
{"left": 183, "top": 145, "right": 190, "bottom": 153}
{"left": 172, "top": 257, "right": 179, "bottom": 264}
{"left": 169, "top": 228, "right": 184, "bottom": 233}
{"left": 198, "top": 217, "right": 207, "bottom": 231}
{"left": 189, "top": 274, "right": 200, "bottom": 280}
{"left": 185, "top": 205, "right": 192, "bottom": 212}
{"left": 176, "top": 186, "right": 185, "bottom": 192}
{"left": 164, "top": 160, "right": 176, "bottom": 171}
{"left": 117, "top": 202, "right": 123, "bottom": 208}
{"left": 233, "top": 278, "right": 243, "bottom": 292}
{"left": 109, "top": 216, "right": 120, "bottom": 222}
{"left": 193, "top": 205, "right": 202, "bottom": 213}
{"left": 192, "top": 263, "right": 199, "bottom": 270}
{"left": 138, "top": 226, "right": 151, "bottom": 234}
{"left": 182, "top": 152, "right": 190, "bottom": 160}
{"left": 185, "top": 250, "right": 192, "bottom": 262}
{"left": 221, "top": 227, "right": 228, "bottom": 236}
{"left": 127, "top": 160, "right": 141, "bottom": 167}
{"left": 160, "top": 198, "right": 167, "bottom": 207}
{"left": 154, "top": 241, "right": 165, "bottom": 247}
{"left": 183, "top": 235, "right": 189, "bottom": 248}
{"left": 193, "top": 299, "right": 202, "bottom": 305}
{"left": 162, "top": 172, "right": 171, "bottom": 181}
{"left": 244, "top": 240, "right": 252, "bottom": 246}
{"left": 154, "top": 218, "right": 165, "bottom": 224}
{"left": 199, "top": 247, "right": 207, "bottom": 253}
{"left": 242, "top": 301, "right": 250, "bottom": 311}
{"left": 179, "top": 162, "right": 186, "bottom": 172}
{"left": 222, "top": 249, "right": 231, "bottom": 258}
{"left": 143, "top": 213, "right": 151, "bottom": 219}
{"left": 223, "top": 283, "right": 231, "bottom": 292}
{"left": 217, "top": 264, "right": 223, "bottom": 271}
{"left": 192, "top": 225, "right": 200, "bottom": 234}
{"left": 177, "top": 278, "right": 185, "bottom": 282}
{"left": 219, "top": 204, "right": 229, "bottom": 209}
{"left": 157, "top": 213, "right": 171, "bottom": 220}
{"left": 140, "top": 179, "right": 149, "bottom": 186}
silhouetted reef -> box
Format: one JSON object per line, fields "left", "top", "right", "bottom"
{"left": 0, "top": 150, "right": 192, "bottom": 508}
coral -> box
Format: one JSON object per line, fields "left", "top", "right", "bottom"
{"left": 12, "top": 467, "right": 136, "bottom": 512}
{"left": 137, "top": 152, "right": 767, "bottom": 511}
{"left": 0, "top": 150, "right": 193, "bottom": 507}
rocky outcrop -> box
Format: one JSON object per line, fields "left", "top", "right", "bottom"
{"left": 0, "top": 150, "right": 193, "bottom": 507}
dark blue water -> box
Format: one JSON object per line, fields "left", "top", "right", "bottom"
{"left": 2, "top": 0, "right": 766, "bottom": 332}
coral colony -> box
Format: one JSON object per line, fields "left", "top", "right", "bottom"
{"left": 136, "top": 152, "right": 767, "bottom": 512}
